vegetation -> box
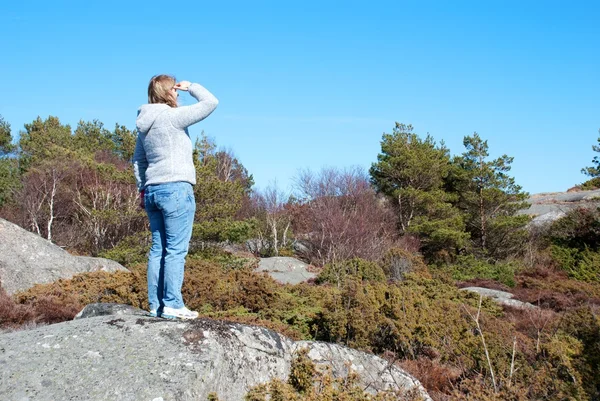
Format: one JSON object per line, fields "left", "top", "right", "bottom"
{"left": 1, "top": 115, "right": 599, "bottom": 400}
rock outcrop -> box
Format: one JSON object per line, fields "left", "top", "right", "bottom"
{"left": 0, "top": 218, "right": 128, "bottom": 295}
{"left": 0, "top": 304, "right": 431, "bottom": 401}
{"left": 256, "top": 256, "right": 317, "bottom": 284}
{"left": 519, "top": 189, "right": 600, "bottom": 226}
{"left": 461, "top": 287, "right": 537, "bottom": 309}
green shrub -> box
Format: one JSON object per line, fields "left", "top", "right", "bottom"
{"left": 189, "top": 247, "right": 258, "bottom": 271}
{"left": 10, "top": 253, "right": 596, "bottom": 401}
{"left": 551, "top": 245, "right": 600, "bottom": 282}
{"left": 192, "top": 218, "right": 256, "bottom": 244}
{"left": 317, "top": 258, "right": 386, "bottom": 286}
{"left": 579, "top": 177, "right": 600, "bottom": 190}
{"left": 98, "top": 231, "right": 150, "bottom": 267}
{"left": 547, "top": 207, "right": 600, "bottom": 251}
{"left": 380, "top": 248, "right": 429, "bottom": 281}
{"left": 436, "top": 254, "right": 519, "bottom": 287}
{"left": 560, "top": 307, "right": 600, "bottom": 399}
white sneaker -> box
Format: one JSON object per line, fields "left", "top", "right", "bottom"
{"left": 162, "top": 306, "right": 199, "bottom": 320}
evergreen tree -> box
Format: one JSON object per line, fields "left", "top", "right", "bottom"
{"left": 370, "top": 123, "right": 468, "bottom": 259}
{"left": 0, "top": 115, "right": 19, "bottom": 208}
{"left": 109, "top": 124, "right": 137, "bottom": 163}
{"left": 0, "top": 115, "right": 15, "bottom": 156}
{"left": 580, "top": 129, "right": 600, "bottom": 189}
{"left": 18, "top": 116, "right": 73, "bottom": 170}
{"left": 581, "top": 129, "right": 600, "bottom": 177}
{"left": 449, "top": 133, "right": 529, "bottom": 259}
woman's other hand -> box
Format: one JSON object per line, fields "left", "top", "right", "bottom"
{"left": 174, "top": 81, "right": 191, "bottom": 91}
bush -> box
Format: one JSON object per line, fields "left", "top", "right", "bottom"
{"left": 547, "top": 207, "right": 600, "bottom": 251}
{"left": 1, "top": 280, "right": 83, "bottom": 331}
{"left": 192, "top": 218, "right": 256, "bottom": 244}
{"left": 98, "top": 231, "right": 151, "bottom": 267}
{"left": 579, "top": 177, "right": 600, "bottom": 190}
{"left": 380, "top": 248, "right": 429, "bottom": 281}
{"left": 560, "top": 307, "right": 600, "bottom": 399}
{"left": 550, "top": 245, "right": 600, "bottom": 282}
{"left": 317, "top": 258, "right": 386, "bottom": 286}
{"left": 436, "top": 255, "right": 519, "bottom": 287}
{"left": 7, "top": 252, "right": 598, "bottom": 400}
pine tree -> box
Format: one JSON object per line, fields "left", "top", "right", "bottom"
{"left": 0, "top": 115, "right": 14, "bottom": 156}
{"left": 0, "top": 115, "right": 19, "bottom": 208}
{"left": 370, "top": 123, "right": 468, "bottom": 259}
{"left": 580, "top": 129, "right": 600, "bottom": 189}
{"left": 449, "top": 133, "right": 529, "bottom": 259}
{"left": 581, "top": 129, "right": 600, "bottom": 177}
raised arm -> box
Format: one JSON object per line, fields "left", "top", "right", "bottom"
{"left": 170, "top": 83, "right": 219, "bottom": 130}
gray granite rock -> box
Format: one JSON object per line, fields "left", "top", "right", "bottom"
{"left": 257, "top": 256, "right": 317, "bottom": 285}
{"left": 0, "top": 218, "right": 128, "bottom": 295}
{"left": 519, "top": 189, "right": 600, "bottom": 227}
{"left": 0, "top": 308, "right": 431, "bottom": 401}
{"left": 461, "top": 287, "right": 537, "bottom": 309}
{"left": 73, "top": 303, "right": 147, "bottom": 319}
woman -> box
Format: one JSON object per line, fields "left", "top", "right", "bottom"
{"left": 133, "top": 74, "right": 218, "bottom": 319}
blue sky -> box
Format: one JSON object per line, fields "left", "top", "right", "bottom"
{"left": 1, "top": 1, "right": 598, "bottom": 194}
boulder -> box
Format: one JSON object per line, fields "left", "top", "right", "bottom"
{"left": 73, "top": 303, "right": 144, "bottom": 319}
{"left": 461, "top": 287, "right": 538, "bottom": 309}
{"left": 0, "top": 218, "right": 128, "bottom": 295}
{"left": 0, "top": 304, "right": 431, "bottom": 401}
{"left": 257, "top": 256, "right": 317, "bottom": 284}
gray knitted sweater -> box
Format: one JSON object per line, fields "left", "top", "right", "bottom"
{"left": 133, "top": 83, "right": 218, "bottom": 191}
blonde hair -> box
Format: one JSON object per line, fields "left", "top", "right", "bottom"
{"left": 148, "top": 74, "right": 177, "bottom": 108}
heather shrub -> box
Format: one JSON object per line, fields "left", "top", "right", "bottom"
{"left": 1, "top": 280, "right": 83, "bottom": 330}
{"left": 0, "top": 283, "right": 36, "bottom": 330}
{"left": 515, "top": 270, "right": 600, "bottom": 310}
{"left": 15, "top": 267, "right": 148, "bottom": 310}
{"left": 399, "top": 358, "right": 461, "bottom": 397}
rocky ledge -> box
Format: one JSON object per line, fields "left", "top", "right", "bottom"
{"left": 0, "top": 304, "right": 431, "bottom": 401}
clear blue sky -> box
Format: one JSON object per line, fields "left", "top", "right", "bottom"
{"left": 1, "top": 1, "right": 598, "bottom": 194}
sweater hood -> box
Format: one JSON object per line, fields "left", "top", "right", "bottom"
{"left": 136, "top": 104, "right": 170, "bottom": 133}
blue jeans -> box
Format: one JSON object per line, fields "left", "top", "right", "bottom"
{"left": 144, "top": 182, "right": 195, "bottom": 311}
